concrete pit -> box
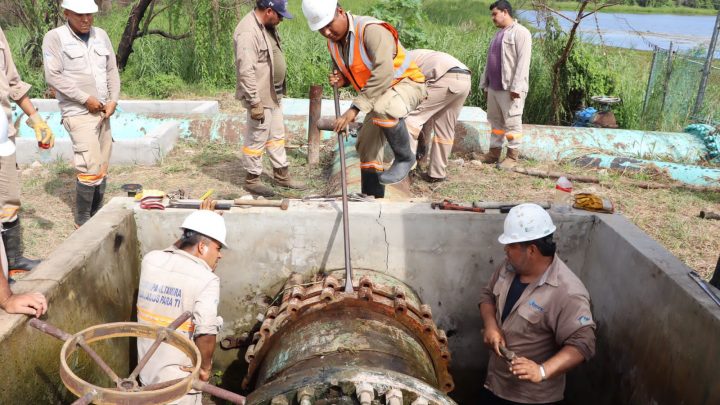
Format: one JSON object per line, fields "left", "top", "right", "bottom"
{"left": 1, "top": 198, "right": 719, "bottom": 404}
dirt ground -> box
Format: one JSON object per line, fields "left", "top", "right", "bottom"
{"left": 15, "top": 96, "right": 720, "bottom": 280}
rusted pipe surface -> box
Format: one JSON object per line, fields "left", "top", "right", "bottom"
{"left": 307, "top": 85, "right": 323, "bottom": 166}
{"left": 193, "top": 380, "right": 247, "bottom": 404}
{"left": 70, "top": 391, "right": 96, "bottom": 405}
{"left": 28, "top": 318, "right": 72, "bottom": 341}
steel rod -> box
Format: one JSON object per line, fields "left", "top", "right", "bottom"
{"left": 193, "top": 380, "right": 247, "bottom": 404}
{"left": 76, "top": 337, "right": 122, "bottom": 385}
{"left": 128, "top": 311, "right": 192, "bottom": 381}
{"left": 333, "top": 83, "right": 354, "bottom": 293}
{"left": 138, "top": 378, "right": 185, "bottom": 392}
{"left": 71, "top": 391, "right": 96, "bottom": 405}
{"left": 28, "top": 318, "right": 73, "bottom": 341}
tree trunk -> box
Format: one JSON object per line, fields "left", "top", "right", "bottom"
{"left": 116, "top": 0, "right": 155, "bottom": 70}
{"left": 549, "top": 1, "right": 589, "bottom": 125}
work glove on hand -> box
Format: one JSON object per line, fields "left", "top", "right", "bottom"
{"left": 250, "top": 103, "right": 265, "bottom": 123}
{"left": 574, "top": 193, "right": 615, "bottom": 213}
{"left": 27, "top": 113, "right": 55, "bottom": 148}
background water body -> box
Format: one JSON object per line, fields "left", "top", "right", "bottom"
{"left": 518, "top": 10, "right": 719, "bottom": 58}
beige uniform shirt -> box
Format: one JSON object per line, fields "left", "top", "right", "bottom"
{"left": 0, "top": 25, "right": 32, "bottom": 138}
{"left": 334, "top": 13, "right": 398, "bottom": 114}
{"left": 479, "top": 21, "right": 532, "bottom": 96}
{"left": 234, "top": 11, "right": 285, "bottom": 109}
{"left": 42, "top": 24, "right": 121, "bottom": 117}
{"left": 136, "top": 246, "right": 223, "bottom": 386}
{"left": 478, "top": 255, "right": 596, "bottom": 403}
{"left": 407, "top": 49, "right": 469, "bottom": 82}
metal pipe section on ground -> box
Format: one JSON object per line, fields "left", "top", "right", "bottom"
{"left": 576, "top": 154, "right": 720, "bottom": 187}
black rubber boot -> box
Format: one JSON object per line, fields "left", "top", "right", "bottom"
{"left": 361, "top": 170, "right": 385, "bottom": 199}
{"left": 378, "top": 119, "right": 415, "bottom": 185}
{"left": 76, "top": 181, "right": 96, "bottom": 227}
{"left": 2, "top": 218, "right": 40, "bottom": 272}
{"left": 90, "top": 178, "right": 107, "bottom": 217}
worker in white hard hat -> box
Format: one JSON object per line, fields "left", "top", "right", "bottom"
{"left": 0, "top": 113, "right": 48, "bottom": 317}
{"left": 302, "top": 0, "right": 427, "bottom": 197}
{"left": 42, "top": 0, "right": 121, "bottom": 228}
{"left": 0, "top": 24, "right": 53, "bottom": 277}
{"left": 477, "top": 203, "right": 596, "bottom": 404}
{"left": 135, "top": 204, "right": 227, "bottom": 405}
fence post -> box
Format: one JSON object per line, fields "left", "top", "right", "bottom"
{"left": 307, "top": 85, "right": 323, "bottom": 166}
{"left": 659, "top": 42, "right": 674, "bottom": 125}
{"left": 642, "top": 45, "right": 659, "bottom": 117}
{"left": 693, "top": 10, "right": 720, "bottom": 117}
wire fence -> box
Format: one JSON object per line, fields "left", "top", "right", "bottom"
{"left": 641, "top": 44, "right": 719, "bottom": 131}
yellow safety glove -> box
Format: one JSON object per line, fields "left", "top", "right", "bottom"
{"left": 573, "top": 193, "right": 615, "bottom": 213}
{"left": 250, "top": 103, "right": 265, "bottom": 123}
{"left": 27, "top": 113, "right": 55, "bottom": 148}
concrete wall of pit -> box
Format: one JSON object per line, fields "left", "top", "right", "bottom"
{"left": 0, "top": 198, "right": 718, "bottom": 404}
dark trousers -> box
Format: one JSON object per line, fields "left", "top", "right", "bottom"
{"left": 479, "top": 387, "right": 559, "bottom": 405}
{"left": 710, "top": 254, "right": 720, "bottom": 289}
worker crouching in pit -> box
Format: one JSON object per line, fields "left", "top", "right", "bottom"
{"left": 302, "top": 0, "right": 427, "bottom": 198}
{"left": 42, "top": 0, "right": 121, "bottom": 228}
{"left": 478, "top": 204, "right": 596, "bottom": 404}
{"left": 135, "top": 204, "right": 227, "bottom": 405}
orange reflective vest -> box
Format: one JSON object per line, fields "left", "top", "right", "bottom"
{"left": 328, "top": 15, "right": 425, "bottom": 92}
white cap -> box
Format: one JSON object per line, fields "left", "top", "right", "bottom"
{"left": 498, "top": 203, "right": 556, "bottom": 244}
{"left": 0, "top": 113, "right": 16, "bottom": 157}
{"left": 61, "top": 0, "right": 99, "bottom": 14}
{"left": 302, "top": 0, "right": 338, "bottom": 31}
{"left": 181, "top": 210, "right": 228, "bottom": 248}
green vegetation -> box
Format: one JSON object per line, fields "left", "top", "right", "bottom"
{"left": 2, "top": 0, "right": 714, "bottom": 130}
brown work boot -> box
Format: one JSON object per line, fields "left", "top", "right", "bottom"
{"left": 498, "top": 148, "right": 520, "bottom": 170}
{"left": 273, "top": 166, "right": 307, "bottom": 190}
{"left": 244, "top": 173, "right": 275, "bottom": 197}
{"left": 477, "top": 147, "right": 502, "bottom": 164}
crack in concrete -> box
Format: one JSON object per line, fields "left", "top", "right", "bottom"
{"left": 376, "top": 204, "right": 390, "bottom": 272}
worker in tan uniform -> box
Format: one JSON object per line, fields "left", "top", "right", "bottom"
{"left": 136, "top": 208, "right": 227, "bottom": 405}
{"left": 42, "top": 0, "right": 120, "bottom": 227}
{"left": 302, "top": 0, "right": 427, "bottom": 198}
{"left": 234, "top": 0, "right": 306, "bottom": 197}
{"left": 0, "top": 112, "right": 47, "bottom": 317}
{"left": 0, "top": 25, "right": 54, "bottom": 275}
{"left": 405, "top": 49, "right": 471, "bottom": 183}
{"left": 478, "top": 203, "right": 596, "bottom": 404}
{"left": 478, "top": 0, "right": 531, "bottom": 170}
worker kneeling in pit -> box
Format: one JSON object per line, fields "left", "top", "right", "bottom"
{"left": 302, "top": 0, "right": 427, "bottom": 198}
{"left": 136, "top": 206, "right": 227, "bottom": 405}
{"left": 478, "top": 204, "right": 596, "bottom": 404}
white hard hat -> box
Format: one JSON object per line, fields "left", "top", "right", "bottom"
{"left": 302, "top": 0, "right": 338, "bottom": 31}
{"left": 498, "top": 203, "right": 556, "bottom": 244}
{"left": 181, "top": 210, "right": 228, "bottom": 248}
{"left": 0, "top": 113, "right": 15, "bottom": 157}
{"left": 61, "top": 0, "right": 99, "bottom": 14}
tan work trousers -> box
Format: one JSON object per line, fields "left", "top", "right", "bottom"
{"left": 62, "top": 113, "right": 113, "bottom": 186}
{"left": 486, "top": 88, "right": 525, "bottom": 149}
{"left": 0, "top": 137, "right": 20, "bottom": 223}
{"left": 242, "top": 104, "right": 288, "bottom": 175}
{"left": 406, "top": 72, "right": 471, "bottom": 179}
{"left": 357, "top": 79, "right": 427, "bottom": 172}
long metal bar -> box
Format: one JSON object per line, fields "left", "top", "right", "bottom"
{"left": 76, "top": 337, "right": 122, "bottom": 385}
{"left": 193, "top": 380, "right": 247, "bottom": 404}
{"left": 332, "top": 83, "right": 353, "bottom": 293}
{"left": 28, "top": 319, "right": 121, "bottom": 386}
{"left": 693, "top": 9, "right": 720, "bottom": 116}
{"left": 70, "top": 391, "right": 96, "bottom": 405}
{"left": 689, "top": 271, "right": 720, "bottom": 307}
{"left": 138, "top": 378, "right": 185, "bottom": 392}
{"left": 128, "top": 311, "right": 192, "bottom": 381}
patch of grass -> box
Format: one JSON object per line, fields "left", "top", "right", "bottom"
{"left": 190, "top": 140, "right": 237, "bottom": 167}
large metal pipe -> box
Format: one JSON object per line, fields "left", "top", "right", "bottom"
{"left": 576, "top": 154, "right": 720, "bottom": 187}
{"left": 243, "top": 270, "right": 455, "bottom": 404}
{"left": 307, "top": 85, "right": 323, "bottom": 166}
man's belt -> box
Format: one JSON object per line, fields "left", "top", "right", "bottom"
{"left": 447, "top": 67, "right": 471, "bottom": 75}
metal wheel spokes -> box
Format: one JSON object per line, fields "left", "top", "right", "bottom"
{"left": 29, "top": 313, "right": 246, "bottom": 404}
